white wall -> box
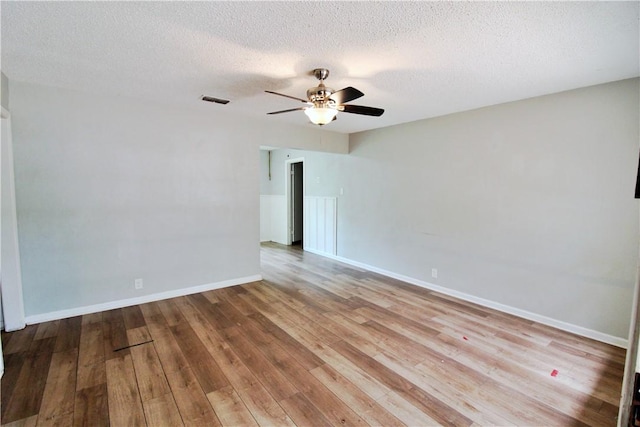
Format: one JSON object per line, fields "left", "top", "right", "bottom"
{"left": 268, "top": 79, "right": 640, "bottom": 340}
{"left": 346, "top": 78, "right": 639, "bottom": 339}
{"left": 259, "top": 195, "right": 287, "bottom": 244}
{"left": 259, "top": 149, "right": 288, "bottom": 243}
{"left": 9, "top": 80, "right": 347, "bottom": 319}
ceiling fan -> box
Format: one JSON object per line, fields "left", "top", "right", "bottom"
{"left": 265, "top": 68, "right": 384, "bottom": 126}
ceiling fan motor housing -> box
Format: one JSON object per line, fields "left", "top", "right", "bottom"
{"left": 307, "top": 68, "right": 337, "bottom": 108}
{"left": 307, "top": 83, "right": 336, "bottom": 107}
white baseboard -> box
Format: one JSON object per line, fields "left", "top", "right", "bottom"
{"left": 303, "top": 247, "right": 337, "bottom": 258}
{"left": 24, "top": 274, "right": 262, "bottom": 325}
{"left": 311, "top": 251, "right": 628, "bottom": 349}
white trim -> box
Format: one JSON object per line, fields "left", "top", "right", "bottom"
{"left": 305, "top": 249, "right": 628, "bottom": 349}
{"left": 24, "top": 274, "right": 262, "bottom": 325}
{"left": 1, "top": 110, "right": 26, "bottom": 332}
{"left": 303, "top": 196, "right": 337, "bottom": 256}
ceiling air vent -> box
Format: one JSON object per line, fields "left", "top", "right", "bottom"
{"left": 201, "top": 95, "right": 230, "bottom": 105}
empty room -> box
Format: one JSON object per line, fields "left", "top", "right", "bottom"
{"left": 1, "top": 2, "right": 639, "bottom": 426}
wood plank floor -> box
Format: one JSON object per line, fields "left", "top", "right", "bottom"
{"left": 1, "top": 242, "right": 626, "bottom": 426}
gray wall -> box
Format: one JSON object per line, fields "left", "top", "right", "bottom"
{"left": 9, "top": 80, "right": 347, "bottom": 317}
{"left": 269, "top": 78, "right": 640, "bottom": 338}
{"left": 259, "top": 150, "right": 272, "bottom": 195}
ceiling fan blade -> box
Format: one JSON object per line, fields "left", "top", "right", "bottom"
{"left": 329, "top": 86, "right": 364, "bottom": 104}
{"left": 341, "top": 104, "right": 385, "bottom": 117}
{"left": 267, "top": 107, "right": 306, "bottom": 115}
{"left": 265, "top": 90, "right": 309, "bottom": 103}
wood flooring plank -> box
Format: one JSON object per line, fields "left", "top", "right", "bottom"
{"left": 170, "top": 321, "right": 229, "bottom": 394}
{"left": 258, "top": 341, "right": 367, "bottom": 426}
{"left": 129, "top": 342, "right": 170, "bottom": 401}
{"left": 142, "top": 393, "right": 184, "bottom": 427}
{"left": 212, "top": 288, "right": 256, "bottom": 315}
{"left": 375, "top": 351, "right": 514, "bottom": 426}
{"left": 122, "top": 305, "right": 146, "bottom": 330}
{"left": 310, "top": 363, "right": 406, "bottom": 427}
{"left": 220, "top": 326, "right": 298, "bottom": 401}
{"left": 186, "top": 293, "right": 235, "bottom": 329}
{"left": 332, "top": 339, "right": 473, "bottom": 427}
{"left": 247, "top": 312, "right": 324, "bottom": 370}
{"left": 81, "top": 313, "right": 103, "bottom": 325}
{"left": 234, "top": 385, "right": 297, "bottom": 427}
{"left": 141, "top": 301, "right": 221, "bottom": 426}
{"left": 325, "top": 312, "right": 424, "bottom": 365}
{"left": 37, "top": 349, "right": 78, "bottom": 425}
{"left": 2, "top": 347, "right": 54, "bottom": 424}
{"left": 173, "top": 297, "right": 296, "bottom": 427}
{"left": 33, "top": 321, "right": 59, "bottom": 341}
{"left": 164, "top": 366, "right": 222, "bottom": 427}
{"left": 206, "top": 386, "right": 259, "bottom": 427}
{"left": 247, "top": 294, "right": 341, "bottom": 346}
{"left": 1, "top": 353, "right": 27, "bottom": 415}
{"left": 3, "top": 325, "right": 37, "bottom": 355}
{"left": 157, "top": 298, "right": 188, "bottom": 327}
{"left": 77, "top": 322, "right": 104, "bottom": 369}
{"left": 54, "top": 316, "right": 82, "bottom": 353}
{"left": 105, "top": 354, "right": 146, "bottom": 426}
{"left": 279, "top": 392, "right": 333, "bottom": 427}
{"left": 244, "top": 295, "right": 393, "bottom": 401}
{"left": 27, "top": 337, "right": 56, "bottom": 358}
{"left": 73, "top": 384, "right": 109, "bottom": 427}
{"left": 102, "top": 309, "right": 129, "bottom": 360}
{"left": 126, "top": 325, "right": 152, "bottom": 346}
{"left": 376, "top": 391, "right": 441, "bottom": 427}
{"left": 201, "top": 289, "right": 221, "bottom": 304}
{"left": 2, "top": 415, "right": 39, "bottom": 427}
{"left": 76, "top": 361, "right": 106, "bottom": 392}
{"left": 140, "top": 307, "right": 190, "bottom": 376}
{"left": 431, "top": 331, "right": 614, "bottom": 424}
{"left": 35, "top": 411, "right": 73, "bottom": 427}
{"left": 212, "top": 299, "right": 247, "bottom": 326}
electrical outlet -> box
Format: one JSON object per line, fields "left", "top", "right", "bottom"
{"left": 431, "top": 268, "right": 438, "bottom": 279}
{"left": 134, "top": 278, "right": 143, "bottom": 290}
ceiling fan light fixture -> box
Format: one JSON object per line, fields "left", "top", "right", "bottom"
{"left": 305, "top": 107, "right": 338, "bottom": 125}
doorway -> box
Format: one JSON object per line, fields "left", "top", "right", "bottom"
{"left": 285, "top": 158, "right": 304, "bottom": 247}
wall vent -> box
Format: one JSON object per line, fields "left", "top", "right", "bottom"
{"left": 201, "top": 95, "right": 230, "bottom": 105}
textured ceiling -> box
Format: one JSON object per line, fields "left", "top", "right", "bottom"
{"left": 2, "top": 1, "right": 638, "bottom": 134}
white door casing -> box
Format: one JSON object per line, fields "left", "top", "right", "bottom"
{"left": 1, "top": 106, "right": 26, "bottom": 332}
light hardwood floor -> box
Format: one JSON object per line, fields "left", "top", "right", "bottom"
{"left": 1, "top": 242, "right": 625, "bottom": 426}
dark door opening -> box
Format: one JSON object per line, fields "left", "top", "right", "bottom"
{"left": 291, "top": 161, "right": 303, "bottom": 246}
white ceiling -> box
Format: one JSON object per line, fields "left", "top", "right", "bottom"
{"left": 2, "top": 1, "right": 638, "bottom": 134}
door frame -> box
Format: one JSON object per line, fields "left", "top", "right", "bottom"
{"left": 284, "top": 157, "right": 304, "bottom": 246}
{"left": 1, "top": 106, "right": 26, "bottom": 332}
